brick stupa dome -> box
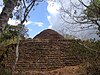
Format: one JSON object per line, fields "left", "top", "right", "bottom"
{"left": 34, "top": 29, "right": 64, "bottom": 40}
{"left": 4, "top": 29, "right": 81, "bottom": 75}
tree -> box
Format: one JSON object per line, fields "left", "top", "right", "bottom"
{"left": 0, "top": 0, "right": 18, "bottom": 32}
{"left": 0, "top": 0, "right": 42, "bottom": 33}
{"left": 59, "top": 0, "right": 100, "bottom": 37}
{"left": 83, "top": 0, "right": 100, "bottom": 35}
{"left": 0, "top": 24, "right": 28, "bottom": 44}
{"left": 84, "top": 0, "right": 100, "bottom": 18}
{"left": 0, "top": 0, "right": 43, "bottom": 72}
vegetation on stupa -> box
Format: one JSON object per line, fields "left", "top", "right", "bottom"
{"left": 0, "top": 0, "right": 100, "bottom": 75}
{"left": 0, "top": 29, "right": 100, "bottom": 75}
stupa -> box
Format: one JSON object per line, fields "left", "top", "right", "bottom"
{"left": 34, "top": 29, "right": 64, "bottom": 40}
{"left": 4, "top": 29, "right": 82, "bottom": 75}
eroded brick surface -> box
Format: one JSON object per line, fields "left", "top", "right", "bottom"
{"left": 4, "top": 29, "right": 83, "bottom": 75}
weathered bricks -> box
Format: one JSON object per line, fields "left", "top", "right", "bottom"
{"left": 4, "top": 29, "right": 82, "bottom": 74}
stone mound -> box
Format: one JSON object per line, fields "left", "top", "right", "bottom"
{"left": 4, "top": 29, "right": 82, "bottom": 75}
{"left": 34, "top": 29, "right": 64, "bottom": 40}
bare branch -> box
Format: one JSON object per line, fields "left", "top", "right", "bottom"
{"left": 21, "top": 0, "right": 36, "bottom": 24}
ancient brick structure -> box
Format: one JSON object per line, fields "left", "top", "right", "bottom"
{"left": 4, "top": 29, "right": 84, "bottom": 75}
{"left": 34, "top": 29, "right": 64, "bottom": 40}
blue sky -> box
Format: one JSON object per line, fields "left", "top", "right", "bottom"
{"left": 0, "top": 0, "right": 100, "bottom": 40}
{"left": 26, "top": 1, "right": 50, "bottom": 37}
{"left": 0, "top": 0, "right": 51, "bottom": 38}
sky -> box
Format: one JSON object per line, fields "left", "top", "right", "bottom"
{"left": 47, "top": 0, "right": 100, "bottom": 40}
{"left": 25, "top": 1, "right": 50, "bottom": 37}
{"left": 0, "top": 0, "right": 100, "bottom": 40}
{"left": 0, "top": 0, "right": 50, "bottom": 38}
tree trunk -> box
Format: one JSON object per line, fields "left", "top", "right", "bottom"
{"left": 0, "top": 0, "right": 18, "bottom": 32}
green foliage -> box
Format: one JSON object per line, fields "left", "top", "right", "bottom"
{"left": 70, "top": 40, "right": 100, "bottom": 62}
{"left": 86, "top": 64, "right": 100, "bottom": 75}
{"left": 64, "top": 34, "right": 77, "bottom": 39}
{"left": 0, "top": 25, "right": 19, "bottom": 44}
{"left": 84, "top": 0, "right": 100, "bottom": 18}
{"left": 0, "top": 46, "right": 12, "bottom": 75}
{"left": 82, "top": 0, "right": 100, "bottom": 36}
{"left": 0, "top": 24, "right": 28, "bottom": 45}
{"left": 3, "top": 0, "right": 8, "bottom": 5}
{"left": 0, "top": 24, "right": 28, "bottom": 70}
{"left": 70, "top": 40, "right": 100, "bottom": 75}
{"left": 0, "top": 67, "right": 12, "bottom": 75}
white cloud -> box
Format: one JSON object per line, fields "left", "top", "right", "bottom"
{"left": 8, "top": 18, "right": 20, "bottom": 26}
{"left": 23, "top": 21, "right": 33, "bottom": 25}
{"left": 0, "top": 0, "right": 4, "bottom": 13}
{"left": 33, "top": 22, "right": 43, "bottom": 27}
{"left": 0, "top": 7, "right": 2, "bottom": 13}
{"left": 8, "top": 18, "right": 33, "bottom": 26}
{"left": 48, "top": 25, "right": 52, "bottom": 29}
{"left": 47, "top": 16, "right": 51, "bottom": 20}
{"left": 47, "top": 0, "right": 60, "bottom": 15}
{"left": 47, "top": 0, "right": 100, "bottom": 40}
{"left": 47, "top": 16, "right": 52, "bottom": 29}
{"left": 28, "top": 28, "right": 32, "bottom": 31}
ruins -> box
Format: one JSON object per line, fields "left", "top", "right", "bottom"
{"left": 3, "top": 29, "right": 94, "bottom": 75}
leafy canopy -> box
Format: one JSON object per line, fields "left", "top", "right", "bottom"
{"left": 84, "top": 0, "right": 100, "bottom": 18}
